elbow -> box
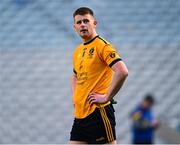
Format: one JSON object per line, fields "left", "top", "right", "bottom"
{"left": 116, "top": 69, "right": 128, "bottom": 79}
{"left": 113, "top": 61, "right": 129, "bottom": 78}
{"left": 122, "top": 64, "right": 129, "bottom": 78}
{"left": 123, "top": 69, "right": 129, "bottom": 78}
{"left": 119, "top": 69, "right": 129, "bottom": 79}
{"left": 120, "top": 70, "right": 129, "bottom": 80}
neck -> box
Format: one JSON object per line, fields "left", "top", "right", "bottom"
{"left": 83, "top": 32, "right": 98, "bottom": 43}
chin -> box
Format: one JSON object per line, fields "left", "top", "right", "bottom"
{"left": 80, "top": 35, "right": 90, "bottom": 40}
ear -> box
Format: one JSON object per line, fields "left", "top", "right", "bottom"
{"left": 93, "top": 20, "right": 97, "bottom": 28}
{"left": 94, "top": 20, "right": 97, "bottom": 26}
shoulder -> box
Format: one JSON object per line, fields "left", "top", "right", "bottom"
{"left": 73, "top": 44, "right": 83, "bottom": 55}
{"left": 96, "top": 36, "right": 111, "bottom": 46}
{"left": 96, "top": 36, "right": 118, "bottom": 52}
{"left": 95, "top": 36, "right": 113, "bottom": 53}
{"left": 97, "top": 36, "right": 110, "bottom": 44}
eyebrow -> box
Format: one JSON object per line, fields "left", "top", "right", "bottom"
{"left": 76, "top": 18, "right": 89, "bottom": 24}
{"left": 76, "top": 20, "right": 82, "bottom": 24}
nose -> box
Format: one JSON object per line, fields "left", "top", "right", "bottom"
{"left": 80, "top": 21, "right": 86, "bottom": 27}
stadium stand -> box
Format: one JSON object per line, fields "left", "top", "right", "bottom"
{"left": 0, "top": 0, "right": 180, "bottom": 143}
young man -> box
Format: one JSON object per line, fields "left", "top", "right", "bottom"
{"left": 130, "top": 94, "right": 160, "bottom": 144}
{"left": 70, "top": 7, "right": 128, "bottom": 144}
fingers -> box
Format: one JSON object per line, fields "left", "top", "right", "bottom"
{"left": 88, "top": 93, "right": 97, "bottom": 105}
{"left": 88, "top": 92, "right": 96, "bottom": 100}
{"left": 89, "top": 98, "right": 97, "bottom": 105}
{"left": 88, "top": 92, "right": 106, "bottom": 105}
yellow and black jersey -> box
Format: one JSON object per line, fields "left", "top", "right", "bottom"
{"left": 73, "top": 35, "right": 122, "bottom": 119}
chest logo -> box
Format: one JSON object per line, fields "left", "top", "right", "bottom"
{"left": 88, "top": 47, "right": 94, "bottom": 58}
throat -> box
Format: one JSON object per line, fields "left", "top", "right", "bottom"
{"left": 83, "top": 35, "right": 99, "bottom": 45}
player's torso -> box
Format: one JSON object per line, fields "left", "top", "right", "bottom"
{"left": 73, "top": 36, "right": 113, "bottom": 118}
{"left": 73, "top": 42, "right": 106, "bottom": 86}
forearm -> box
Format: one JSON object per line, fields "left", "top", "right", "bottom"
{"left": 105, "top": 61, "right": 128, "bottom": 102}
{"left": 106, "top": 71, "right": 128, "bottom": 102}
{"left": 88, "top": 61, "right": 128, "bottom": 105}
{"left": 71, "top": 74, "right": 77, "bottom": 95}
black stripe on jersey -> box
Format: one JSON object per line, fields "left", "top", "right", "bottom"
{"left": 84, "top": 35, "right": 99, "bottom": 45}
{"left": 98, "top": 36, "right": 108, "bottom": 44}
{"left": 109, "top": 58, "right": 122, "bottom": 67}
{"left": 73, "top": 69, "right": 77, "bottom": 75}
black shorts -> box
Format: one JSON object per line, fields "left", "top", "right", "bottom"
{"left": 70, "top": 104, "right": 116, "bottom": 144}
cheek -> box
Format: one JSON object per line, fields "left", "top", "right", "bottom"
{"left": 74, "top": 26, "right": 80, "bottom": 32}
{"left": 89, "top": 23, "right": 96, "bottom": 30}
{"left": 87, "top": 24, "right": 93, "bottom": 30}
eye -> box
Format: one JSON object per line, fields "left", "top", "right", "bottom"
{"left": 76, "top": 20, "right": 81, "bottom": 25}
{"left": 83, "top": 19, "right": 89, "bottom": 24}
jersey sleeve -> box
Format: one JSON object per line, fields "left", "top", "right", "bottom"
{"left": 72, "top": 51, "right": 77, "bottom": 75}
{"left": 100, "top": 44, "right": 122, "bottom": 67}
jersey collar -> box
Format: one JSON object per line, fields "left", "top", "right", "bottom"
{"left": 83, "top": 35, "right": 99, "bottom": 45}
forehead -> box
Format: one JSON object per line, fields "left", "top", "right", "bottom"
{"left": 74, "top": 14, "right": 94, "bottom": 22}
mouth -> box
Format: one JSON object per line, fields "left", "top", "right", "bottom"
{"left": 80, "top": 29, "right": 88, "bottom": 33}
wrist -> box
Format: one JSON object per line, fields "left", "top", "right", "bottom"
{"left": 104, "top": 95, "right": 110, "bottom": 103}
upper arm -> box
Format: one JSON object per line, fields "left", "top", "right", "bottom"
{"left": 111, "top": 60, "right": 128, "bottom": 76}
{"left": 99, "top": 44, "right": 121, "bottom": 67}
{"left": 99, "top": 44, "right": 128, "bottom": 75}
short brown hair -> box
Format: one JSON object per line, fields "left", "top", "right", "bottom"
{"left": 144, "top": 94, "right": 155, "bottom": 105}
{"left": 73, "top": 7, "right": 94, "bottom": 18}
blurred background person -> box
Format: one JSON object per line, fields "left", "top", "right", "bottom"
{"left": 130, "top": 94, "right": 160, "bottom": 144}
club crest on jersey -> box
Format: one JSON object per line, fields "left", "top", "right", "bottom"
{"left": 88, "top": 47, "right": 94, "bottom": 58}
